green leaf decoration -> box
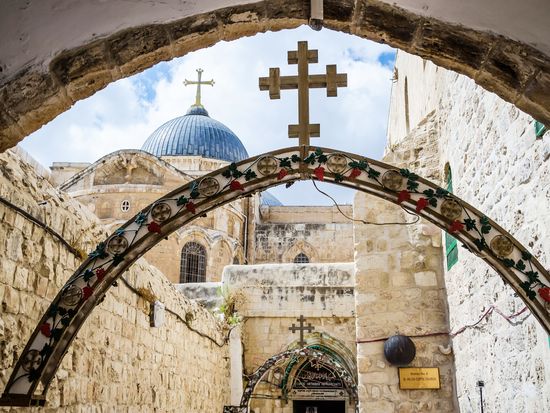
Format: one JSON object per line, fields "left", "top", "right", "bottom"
{"left": 367, "top": 168, "right": 381, "bottom": 179}
{"left": 526, "top": 271, "right": 539, "bottom": 283}
{"left": 57, "top": 307, "right": 66, "bottom": 316}
{"left": 503, "top": 258, "right": 515, "bottom": 268}
{"left": 519, "top": 281, "right": 537, "bottom": 300}
{"left": 428, "top": 197, "right": 438, "bottom": 207}
{"left": 423, "top": 189, "right": 435, "bottom": 198}
{"left": 474, "top": 239, "right": 486, "bottom": 251}
{"left": 114, "top": 228, "right": 125, "bottom": 236}
{"left": 480, "top": 216, "right": 490, "bottom": 225}
{"left": 89, "top": 242, "right": 108, "bottom": 259}
{"left": 177, "top": 196, "right": 188, "bottom": 206}
{"left": 317, "top": 154, "right": 328, "bottom": 163}
{"left": 515, "top": 260, "right": 526, "bottom": 271}
{"left": 51, "top": 328, "right": 63, "bottom": 341}
{"left": 400, "top": 168, "right": 411, "bottom": 178}
{"left": 481, "top": 225, "right": 492, "bottom": 234}
{"left": 303, "top": 154, "right": 316, "bottom": 165}
{"left": 334, "top": 173, "right": 344, "bottom": 183}
{"left": 435, "top": 188, "right": 449, "bottom": 198}
{"left": 135, "top": 213, "right": 147, "bottom": 225}
{"left": 407, "top": 180, "right": 419, "bottom": 191}
{"left": 521, "top": 251, "right": 532, "bottom": 261}
{"left": 464, "top": 219, "right": 476, "bottom": 231}
{"left": 222, "top": 169, "right": 231, "bottom": 178}
{"left": 291, "top": 154, "right": 302, "bottom": 163}
{"left": 348, "top": 161, "right": 360, "bottom": 169}
{"left": 245, "top": 170, "right": 257, "bottom": 181}
{"left": 61, "top": 317, "right": 71, "bottom": 326}
{"left": 190, "top": 189, "right": 200, "bottom": 199}
{"left": 39, "top": 343, "right": 52, "bottom": 357}
{"left": 314, "top": 148, "right": 323, "bottom": 156}
{"left": 83, "top": 269, "right": 94, "bottom": 282}
{"left": 280, "top": 157, "right": 292, "bottom": 168}
{"left": 113, "top": 254, "right": 124, "bottom": 265}
{"left": 47, "top": 305, "right": 59, "bottom": 318}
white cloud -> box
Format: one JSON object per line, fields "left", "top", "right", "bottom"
{"left": 20, "top": 26, "right": 395, "bottom": 205}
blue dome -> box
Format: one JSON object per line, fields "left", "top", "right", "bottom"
{"left": 141, "top": 105, "right": 248, "bottom": 162}
{"left": 261, "top": 191, "right": 283, "bottom": 206}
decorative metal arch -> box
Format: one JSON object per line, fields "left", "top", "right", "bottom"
{"left": 1, "top": 146, "right": 549, "bottom": 407}
{"left": 239, "top": 346, "right": 358, "bottom": 411}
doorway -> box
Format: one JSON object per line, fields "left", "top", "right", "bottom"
{"left": 293, "top": 400, "right": 346, "bottom": 413}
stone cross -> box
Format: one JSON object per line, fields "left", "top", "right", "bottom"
{"left": 184, "top": 68, "right": 215, "bottom": 107}
{"left": 289, "top": 315, "right": 315, "bottom": 347}
{"left": 259, "top": 41, "right": 347, "bottom": 146}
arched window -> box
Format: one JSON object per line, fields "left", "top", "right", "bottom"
{"left": 180, "top": 242, "right": 207, "bottom": 283}
{"left": 445, "top": 165, "right": 458, "bottom": 270}
{"left": 294, "top": 253, "right": 309, "bottom": 264}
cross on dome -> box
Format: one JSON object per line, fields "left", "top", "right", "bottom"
{"left": 184, "top": 68, "right": 215, "bottom": 107}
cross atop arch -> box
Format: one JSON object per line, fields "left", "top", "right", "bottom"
{"left": 259, "top": 41, "right": 348, "bottom": 146}
{"left": 184, "top": 68, "right": 215, "bottom": 107}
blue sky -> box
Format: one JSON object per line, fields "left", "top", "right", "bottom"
{"left": 20, "top": 26, "right": 396, "bottom": 205}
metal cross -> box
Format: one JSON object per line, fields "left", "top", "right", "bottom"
{"left": 184, "top": 68, "right": 215, "bottom": 107}
{"left": 289, "top": 315, "right": 315, "bottom": 347}
{"left": 259, "top": 41, "right": 347, "bottom": 146}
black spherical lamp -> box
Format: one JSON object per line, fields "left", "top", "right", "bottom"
{"left": 383, "top": 335, "right": 416, "bottom": 365}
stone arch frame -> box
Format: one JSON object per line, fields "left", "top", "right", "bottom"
{"left": 282, "top": 240, "right": 319, "bottom": 263}
{"left": 1, "top": 145, "right": 549, "bottom": 406}
{"left": 240, "top": 346, "right": 358, "bottom": 412}
{"left": 1, "top": 1, "right": 550, "bottom": 151}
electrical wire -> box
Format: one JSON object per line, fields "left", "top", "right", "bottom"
{"left": 356, "top": 305, "right": 531, "bottom": 344}
{"left": 310, "top": 179, "right": 420, "bottom": 226}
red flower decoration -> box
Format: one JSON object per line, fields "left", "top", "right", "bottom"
{"left": 449, "top": 220, "right": 464, "bottom": 234}
{"left": 82, "top": 286, "right": 94, "bottom": 301}
{"left": 40, "top": 323, "right": 52, "bottom": 337}
{"left": 277, "top": 169, "right": 289, "bottom": 180}
{"left": 95, "top": 268, "right": 106, "bottom": 282}
{"left": 397, "top": 190, "right": 411, "bottom": 204}
{"left": 147, "top": 222, "right": 162, "bottom": 234}
{"left": 349, "top": 168, "right": 361, "bottom": 179}
{"left": 314, "top": 166, "right": 325, "bottom": 181}
{"left": 539, "top": 287, "right": 550, "bottom": 303}
{"left": 230, "top": 180, "right": 244, "bottom": 191}
{"left": 416, "top": 197, "right": 428, "bottom": 213}
{"left": 186, "top": 201, "right": 196, "bottom": 214}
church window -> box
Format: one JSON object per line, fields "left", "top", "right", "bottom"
{"left": 120, "top": 200, "right": 131, "bottom": 212}
{"left": 180, "top": 242, "right": 207, "bottom": 283}
{"left": 294, "top": 253, "right": 310, "bottom": 264}
{"left": 445, "top": 165, "right": 458, "bottom": 270}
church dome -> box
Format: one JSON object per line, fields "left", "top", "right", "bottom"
{"left": 141, "top": 105, "right": 249, "bottom": 162}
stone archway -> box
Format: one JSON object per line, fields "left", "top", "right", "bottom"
{"left": 1, "top": 145, "right": 549, "bottom": 406}
{"left": 1, "top": 1, "right": 549, "bottom": 151}
{"left": 235, "top": 346, "right": 358, "bottom": 412}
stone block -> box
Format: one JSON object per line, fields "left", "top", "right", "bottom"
{"left": 414, "top": 271, "right": 437, "bottom": 287}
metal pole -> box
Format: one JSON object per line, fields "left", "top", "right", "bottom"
{"left": 477, "top": 381, "right": 485, "bottom": 413}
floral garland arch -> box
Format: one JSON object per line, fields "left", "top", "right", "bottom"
{"left": 1, "top": 146, "right": 549, "bottom": 407}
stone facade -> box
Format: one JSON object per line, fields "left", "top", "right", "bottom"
{"left": 0, "top": 149, "right": 230, "bottom": 412}
{"left": 222, "top": 263, "right": 358, "bottom": 413}
{"left": 252, "top": 206, "right": 354, "bottom": 264}
{"left": 386, "top": 51, "right": 550, "bottom": 412}
{"left": 353, "top": 194, "right": 456, "bottom": 413}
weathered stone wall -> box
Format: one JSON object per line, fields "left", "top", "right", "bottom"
{"left": 253, "top": 206, "right": 354, "bottom": 263}
{"left": 0, "top": 149, "right": 230, "bottom": 411}
{"left": 387, "top": 51, "right": 550, "bottom": 412}
{"left": 353, "top": 192, "right": 457, "bottom": 412}
{"left": 223, "top": 263, "right": 357, "bottom": 413}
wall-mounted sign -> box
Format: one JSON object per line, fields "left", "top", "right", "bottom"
{"left": 398, "top": 367, "right": 440, "bottom": 390}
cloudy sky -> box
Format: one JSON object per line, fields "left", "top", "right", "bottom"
{"left": 20, "top": 26, "right": 396, "bottom": 205}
